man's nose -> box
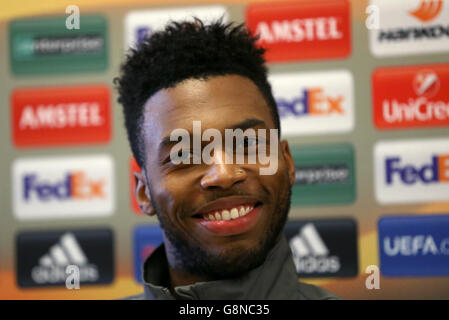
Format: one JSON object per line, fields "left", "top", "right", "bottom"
{"left": 200, "top": 150, "right": 246, "bottom": 190}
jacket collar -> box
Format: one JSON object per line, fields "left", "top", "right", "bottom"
{"left": 142, "top": 235, "right": 299, "bottom": 300}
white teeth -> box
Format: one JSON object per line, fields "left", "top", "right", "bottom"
{"left": 230, "top": 208, "right": 239, "bottom": 219}
{"left": 222, "top": 210, "right": 231, "bottom": 220}
{"left": 203, "top": 205, "right": 256, "bottom": 221}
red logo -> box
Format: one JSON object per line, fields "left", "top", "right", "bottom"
{"left": 409, "top": 0, "right": 443, "bottom": 22}
{"left": 130, "top": 157, "right": 142, "bottom": 214}
{"left": 246, "top": 0, "right": 351, "bottom": 63}
{"left": 372, "top": 63, "right": 449, "bottom": 130}
{"left": 11, "top": 85, "right": 111, "bottom": 148}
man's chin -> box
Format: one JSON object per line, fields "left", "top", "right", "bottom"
{"left": 195, "top": 244, "right": 269, "bottom": 279}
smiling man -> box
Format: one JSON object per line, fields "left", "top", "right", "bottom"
{"left": 115, "top": 19, "right": 338, "bottom": 300}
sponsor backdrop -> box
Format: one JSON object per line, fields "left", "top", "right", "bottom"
{"left": 1, "top": 0, "right": 449, "bottom": 299}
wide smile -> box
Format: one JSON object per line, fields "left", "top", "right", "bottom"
{"left": 192, "top": 200, "right": 263, "bottom": 236}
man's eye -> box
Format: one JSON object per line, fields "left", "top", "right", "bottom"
{"left": 241, "top": 137, "right": 264, "bottom": 148}
{"left": 176, "top": 150, "right": 192, "bottom": 161}
{"left": 245, "top": 137, "right": 259, "bottom": 148}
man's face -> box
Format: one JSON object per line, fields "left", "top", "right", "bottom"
{"left": 136, "top": 75, "right": 296, "bottom": 279}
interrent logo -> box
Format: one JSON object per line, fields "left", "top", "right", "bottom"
{"left": 169, "top": 121, "right": 279, "bottom": 175}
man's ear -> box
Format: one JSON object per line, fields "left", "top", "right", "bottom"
{"left": 134, "top": 169, "right": 156, "bottom": 216}
{"left": 281, "top": 140, "right": 296, "bottom": 187}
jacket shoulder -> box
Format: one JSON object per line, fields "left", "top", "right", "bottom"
{"left": 296, "top": 281, "right": 341, "bottom": 300}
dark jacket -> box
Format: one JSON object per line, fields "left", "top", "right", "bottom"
{"left": 124, "top": 235, "right": 339, "bottom": 300}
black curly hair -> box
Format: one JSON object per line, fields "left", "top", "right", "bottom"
{"left": 114, "top": 18, "right": 280, "bottom": 169}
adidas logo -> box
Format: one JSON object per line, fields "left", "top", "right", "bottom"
{"left": 289, "top": 223, "right": 340, "bottom": 274}
{"left": 31, "top": 233, "right": 99, "bottom": 284}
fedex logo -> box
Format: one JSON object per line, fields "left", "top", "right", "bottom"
{"left": 23, "top": 172, "right": 105, "bottom": 201}
{"left": 277, "top": 88, "right": 344, "bottom": 118}
{"left": 269, "top": 70, "right": 354, "bottom": 136}
{"left": 124, "top": 6, "right": 228, "bottom": 50}
{"left": 375, "top": 138, "right": 449, "bottom": 204}
{"left": 13, "top": 155, "right": 115, "bottom": 220}
{"left": 136, "top": 26, "right": 151, "bottom": 44}
{"left": 385, "top": 155, "right": 449, "bottom": 185}
{"left": 373, "top": 63, "right": 449, "bottom": 130}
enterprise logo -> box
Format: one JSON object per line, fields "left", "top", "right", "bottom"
{"left": 290, "top": 143, "right": 356, "bottom": 206}
{"left": 17, "top": 35, "right": 104, "bottom": 57}
{"left": 9, "top": 16, "right": 108, "bottom": 75}
{"left": 374, "top": 138, "right": 449, "bottom": 204}
{"left": 379, "top": 215, "right": 449, "bottom": 277}
{"left": 295, "top": 165, "right": 349, "bottom": 185}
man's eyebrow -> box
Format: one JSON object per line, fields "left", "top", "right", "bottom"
{"left": 229, "top": 118, "right": 267, "bottom": 130}
{"left": 157, "top": 118, "right": 267, "bottom": 154}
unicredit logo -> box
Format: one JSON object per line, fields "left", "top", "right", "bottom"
{"left": 385, "top": 155, "right": 449, "bottom": 185}
{"left": 23, "top": 172, "right": 105, "bottom": 201}
{"left": 409, "top": 0, "right": 443, "bottom": 22}
{"left": 277, "top": 88, "right": 344, "bottom": 119}
{"left": 246, "top": 0, "right": 351, "bottom": 62}
{"left": 413, "top": 70, "right": 440, "bottom": 97}
{"left": 373, "top": 63, "right": 449, "bottom": 130}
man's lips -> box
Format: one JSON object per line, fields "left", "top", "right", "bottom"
{"left": 192, "top": 196, "right": 260, "bottom": 218}
{"left": 191, "top": 196, "right": 263, "bottom": 236}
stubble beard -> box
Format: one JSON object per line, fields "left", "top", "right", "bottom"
{"left": 148, "top": 172, "right": 292, "bottom": 281}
